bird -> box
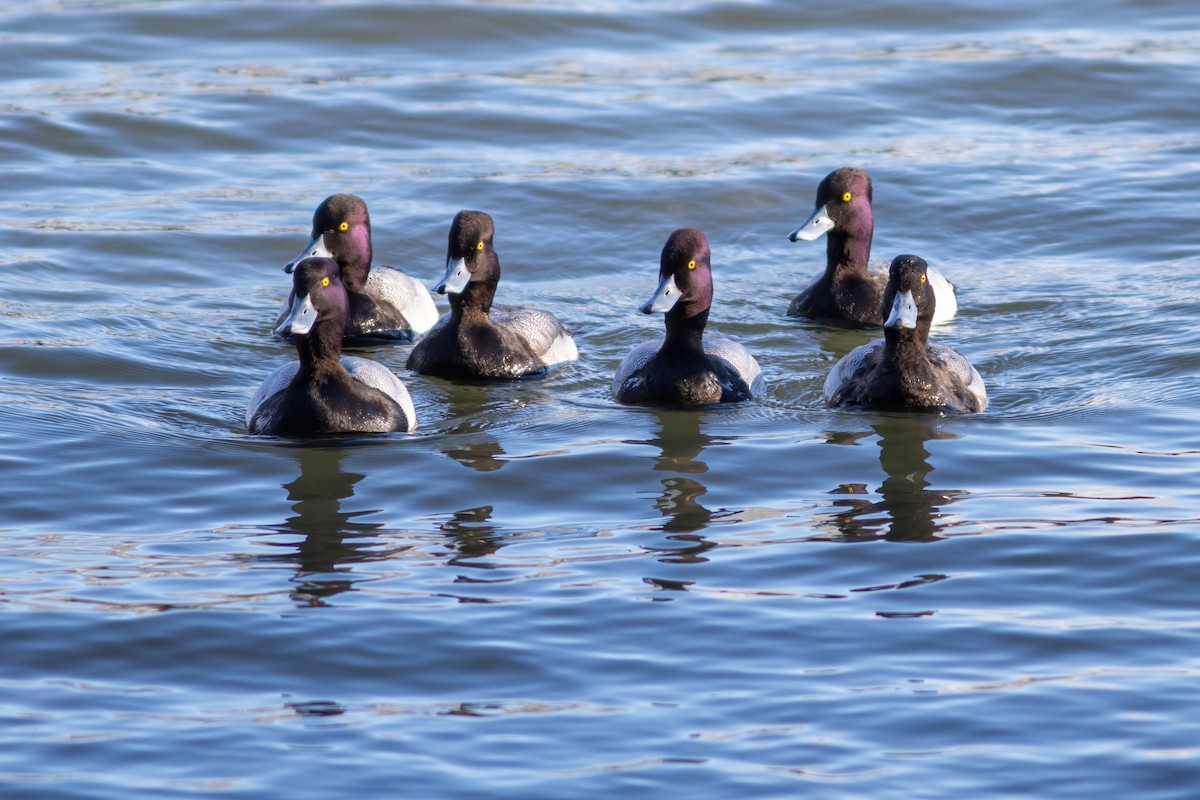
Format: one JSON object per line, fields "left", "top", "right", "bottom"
{"left": 249, "top": 257, "right": 417, "bottom": 435}
{"left": 788, "top": 167, "right": 957, "bottom": 326}
{"left": 406, "top": 210, "right": 578, "bottom": 380}
{"left": 613, "top": 228, "right": 762, "bottom": 407}
{"left": 280, "top": 193, "right": 438, "bottom": 342}
{"left": 823, "top": 254, "right": 985, "bottom": 413}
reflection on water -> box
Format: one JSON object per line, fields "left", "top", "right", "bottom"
{"left": 443, "top": 431, "right": 507, "bottom": 472}
{"left": 258, "top": 446, "right": 388, "bottom": 606}
{"left": 439, "top": 405, "right": 509, "bottom": 471}
{"left": 435, "top": 506, "right": 513, "bottom": 603}
{"left": 438, "top": 384, "right": 573, "bottom": 472}
{"left": 440, "top": 505, "right": 500, "bottom": 565}
{"left": 655, "top": 478, "right": 711, "bottom": 536}
{"left": 287, "top": 699, "right": 349, "bottom": 723}
{"left": 643, "top": 411, "right": 718, "bottom": 567}
{"left": 824, "top": 416, "right": 968, "bottom": 542}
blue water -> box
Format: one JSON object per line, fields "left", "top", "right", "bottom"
{"left": 3, "top": 1, "right": 1200, "bottom": 797}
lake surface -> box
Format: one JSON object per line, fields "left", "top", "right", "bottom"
{"left": 2, "top": 0, "right": 1200, "bottom": 797}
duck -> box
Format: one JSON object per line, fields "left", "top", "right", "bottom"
{"left": 249, "top": 257, "right": 418, "bottom": 435}
{"left": 406, "top": 210, "right": 578, "bottom": 380}
{"left": 281, "top": 193, "right": 438, "bottom": 343}
{"left": 823, "top": 254, "right": 986, "bottom": 413}
{"left": 613, "top": 228, "right": 763, "bottom": 407}
{"left": 787, "top": 167, "right": 957, "bottom": 326}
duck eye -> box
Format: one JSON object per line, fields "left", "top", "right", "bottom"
{"left": 476, "top": 241, "right": 484, "bottom": 251}
{"left": 920, "top": 275, "right": 927, "bottom": 284}
{"left": 687, "top": 259, "right": 696, "bottom": 270}
{"left": 321, "top": 277, "right": 330, "bottom": 287}
{"left": 842, "top": 191, "right": 852, "bottom": 202}
{"left": 338, "top": 221, "right": 349, "bottom": 232}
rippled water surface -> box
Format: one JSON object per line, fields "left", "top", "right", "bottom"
{"left": 3, "top": 0, "right": 1200, "bottom": 797}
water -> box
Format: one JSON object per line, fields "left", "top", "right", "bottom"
{"left": 3, "top": 0, "right": 1200, "bottom": 797}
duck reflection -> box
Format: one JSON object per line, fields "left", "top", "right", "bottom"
{"left": 443, "top": 432, "right": 506, "bottom": 472}
{"left": 643, "top": 411, "right": 718, "bottom": 563}
{"left": 440, "top": 505, "right": 500, "bottom": 565}
{"left": 262, "top": 445, "right": 386, "bottom": 606}
{"left": 438, "top": 410, "right": 507, "bottom": 472}
{"left": 826, "top": 415, "right": 967, "bottom": 542}
{"left": 436, "top": 381, "right": 567, "bottom": 472}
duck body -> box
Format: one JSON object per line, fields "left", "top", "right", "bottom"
{"left": 788, "top": 167, "right": 957, "bottom": 326}
{"left": 614, "top": 332, "right": 761, "bottom": 407}
{"left": 789, "top": 264, "right": 887, "bottom": 324}
{"left": 249, "top": 258, "right": 417, "bottom": 435}
{"left": 348, "top": 265, "right": 439, "bottom": 342}
{"left": 406, "top": 210, "right": 577, "bottom": 380}
{"left": 824, "top": 339, "right": 986, "bottom": 413}
{"left": 613, "top": 228, "right": 762, "bottom": 408}
{"left": 824, "top": 254, "right": 985, "bottom": 413}
{"left": 247, "top": 355, "right": 416, "bottom": 435}
{"left": 282, "top": 193, "right": 438, "bottom": 343}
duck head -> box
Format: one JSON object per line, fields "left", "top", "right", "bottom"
{"left": 285, "top": 194, "right": 373, "bottom": 291}
{"left": 435, "top": 210, "right": 499, "bottom": 304}
{"left": 883, "top": 254, "right": 936, "bottom": 336}
{"left": 788, "top": 166, "right": 874, "bottom": 245}
{"left": 275, "top": 257, "right": 347, "bottom": 339}
{"left": 641, "top": 228, "right": 714, "bottom": 322}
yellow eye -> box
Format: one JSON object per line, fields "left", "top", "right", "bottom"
{"left": 687, "top": 259, "right": 696, "bottom": 270}
{"left": 920, "top": 275, "right": 927, "bottom": 284}
{"left": 842, "top": 192, "right": 852, "bottom": 202}
{"left": 339, "top": 221, "right": 349, "bottom": 232}
{"left": 321, "top": 276, "right": 330, "bottom": 287}
{"left": 477, "top": 241, "right": 484, "bottom": 251}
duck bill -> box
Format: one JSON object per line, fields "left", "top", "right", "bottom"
{"left": 641, "top": 272, "right": 680, "bottom": 314}
{"left": 274, "top": 292, "right": 318, "bottom": 337}
{"left": 434, "top": 256, "right": 471, "bottom": 295}
{"left": 788, "top": 203, "right": 835, "bottom": 242}
{"left": 284, "top": 234, "right": 333, "bottom": 273}
{"left": 885, "top": 289, "right": 918, "bottom": 329}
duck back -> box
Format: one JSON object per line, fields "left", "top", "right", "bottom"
{"left": 248, "top": 357, "right": 417, "bottom": 434}
{"left": 614, "top": 333, "right": 760, "bottom": 407}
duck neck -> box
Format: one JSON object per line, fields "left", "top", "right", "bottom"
{"left": 662, "top": 304, "right": 709, "bottom": 355}
{"left": 826, "top": 224, "right": 872, "bottom": 277}
{"left": 884, "top": 325, "right": 930, "bottom": 363}
{"left": 339, "top": 228, "right": 373, "bottom": 292}
{"left": 295, "top": 318, "right": 345, "bottom": 377}
{"left": 449, "top": 280, "right": 496, "bottom": 323}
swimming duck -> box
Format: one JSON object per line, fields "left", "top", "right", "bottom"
{"left": 613, "top": 228, "right": 763, "bottom": 407}
{"left": 406, "top": 210, "right": 578, "bottom": 380}
{"left": 824, "top": 254, "right": 986, "bottom": 413}
{"left": 249, "top": 257, "right": 418, "bottom": 435}
{"left": 788, "top": 167, "right": 957, "bottom": 326}
{"left": 282, "top": 193, "right": 438, "bottom": 342}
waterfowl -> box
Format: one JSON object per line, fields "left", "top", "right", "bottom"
{"left": 249, "top": 257, "right": 417, "bottom": 435}
{"left": 281, "top": 193, "right": 438, "bottom": 342}
{"left": 824, "top": 254, "right": 986, "bottom": 413}
{"left": 406, "top": 210, "right": 578, "bottom": 380}
{"left": 613, "top": 228, "right": 763, "bottom": 407}
{"left": 788, "top": 167, "right": 957, "bottom": 326}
